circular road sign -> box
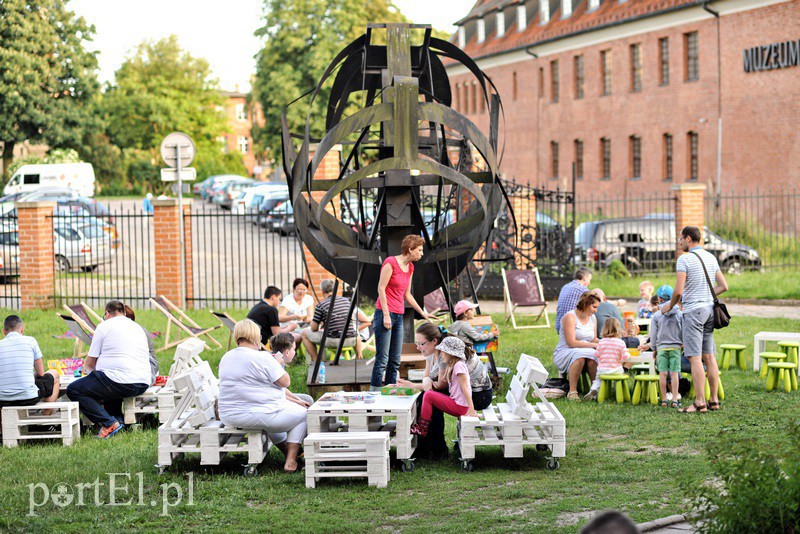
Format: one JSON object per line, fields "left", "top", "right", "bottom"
{"left": 160, "top": 132, "right": 196, "bottom": 168}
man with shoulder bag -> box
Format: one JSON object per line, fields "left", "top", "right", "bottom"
{"left": 663, "top": 226, "right": 729, "bottom": 413}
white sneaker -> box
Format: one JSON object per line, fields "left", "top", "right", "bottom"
{"left": 666, "top": 392, "right": 673, "bottom": 401}
{"left": 583, "top": 389, "right": 599, "bottom": 401}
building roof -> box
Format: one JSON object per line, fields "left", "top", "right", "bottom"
{"left": 451, "top": 0, "right": 699, "bottom": 62}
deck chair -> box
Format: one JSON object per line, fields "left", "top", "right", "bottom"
{"left": 502, "top": 268, "right": 550, "bottom": 330}
{"left": 63, "top": 302, "right": 103, "bottom": 334}
{"left": 423, "top": 288, "right": 451, "bottom": 323}
{"left": 57, "top": 313, "right": 94, "bottom": 357}
{"left": 209, "top": 310, "right": 267, "bottom": 351}
{"left": 150, "top": 296, "right": 222, "bottom": 352}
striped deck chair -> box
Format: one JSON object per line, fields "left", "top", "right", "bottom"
{"left": 150, "top": 296, "right": 222, "bottom": 352}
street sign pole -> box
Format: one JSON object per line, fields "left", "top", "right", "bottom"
{"left": 176, "top": 143, "right": 186, "bottom": 309}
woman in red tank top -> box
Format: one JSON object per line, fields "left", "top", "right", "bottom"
{"left": 371, "top": 235, "right": 431, "bottom": 390}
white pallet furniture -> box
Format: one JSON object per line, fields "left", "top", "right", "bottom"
{"left": 459, "top": 354, "right": 566, "bottom": 471}
{"left": 2, "top": 402, "right": 81, "bottom": 447}
{"left": 122, "top": 386, "right": 162, "bottom": 425}
{"left": 304, "top": 432, "right": 390, "bottom": 488}
{"left": 155, "top": 338, "right": 208, "bottom": 423}
{"left": 156, "top": 361, "right": 269, "bottom": 476}
{"left": 753, "top": 332, "right": 800, "bottom": 373}
{"left": 307, "top": 392, "right": 420, "bottom": 471}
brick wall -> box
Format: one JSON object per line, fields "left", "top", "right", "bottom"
{"left": 672, "top": 183, "right": 706, "bottom": 256}
{"left": 153, "top": 199, "right": 194, "bottom": 307}
{"left": 17, "top": 202, "right": 55, "bottom": 310}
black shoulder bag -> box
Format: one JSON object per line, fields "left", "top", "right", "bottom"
{"left": 690, "top": 251, "right": 730, "bottom": 329}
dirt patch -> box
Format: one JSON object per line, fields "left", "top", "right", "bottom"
{"left": 386, "top": 514, "right": 420, "bottom": 521}
{"left": 556, "top": 510, "right": 599, "bottom": 527}
{"left": 625, "top": 445, "right": 702, "bottom": 456}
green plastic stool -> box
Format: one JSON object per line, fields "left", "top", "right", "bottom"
{"left": 778, "top": 341, "right": 799, "bottom": 366}
{"left": 759, "top": 351, "right": 787, "bottom": 378}
{"left": 597, "top": 374, "right": 631, "bottom": 404}
{"left": 326, "top": 345, "right": 355, "bottom": 361}
{"left": 766, "top": 362, "right": 798, "bottom": 392}
{"left": 682, "top": 371, "right": 725, "bottom": 401}
{"left": 719, "top": 344, "right": 747, "bottom": 371}
{"left": 632, "top": 375, "right": 660, "bottom": 405}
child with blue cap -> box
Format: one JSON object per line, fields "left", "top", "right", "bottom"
{"left": 649, "top": 284, "right": 683, "bottom": 407}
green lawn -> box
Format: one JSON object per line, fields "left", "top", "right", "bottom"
{"left": 1, "top": 308, "right": 798, "bottom": 532}
{"left": 591, "top": 269, "right": 800, "bottom": 301}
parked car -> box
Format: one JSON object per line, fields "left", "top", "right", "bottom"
{"left": 574, "top": 218, "right": 761, "bottom": 274}
{"left": 201, "top": 175, "right": 245, "bottom": 201}
{"left": 232, "top": 183, "right": 288, "bottom": 216}
{"left": 193, "top": 176, "right": 215, "bottom": 196}
{"left": 3, "top": 162, "right": 95, "bottom": 197}
{"left": 213, "top": 179, "right": 256, "bottom": 210}
{"left": 265, "top": 202, "right": 295, "bottom": 235}
{"left": 256, "top": 191, "right": 291, "bottom": 227}
{"left": 53, "top": 221, "right": 115, "bottom": 272}
{"left": 0, "top": 222, "right": 19, "bottom": 278}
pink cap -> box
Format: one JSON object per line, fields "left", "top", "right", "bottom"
{"left": 453, "top": 300, "right": 478, "bottom": 317}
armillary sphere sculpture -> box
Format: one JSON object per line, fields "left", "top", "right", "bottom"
{"left": 281, "top": 23, "right": 507, "bottom": 384}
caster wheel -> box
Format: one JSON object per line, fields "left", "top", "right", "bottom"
{"left": 536, "top": 444, "right": 549, "bottom": 452}
{"left": 546, "top": 458, "right": 559, "bottom": 471}
{"left": 156, "top": 465, "right": 167, "bottom": 475}
{"left": 452, "top": 442, "right": 460, "bottom": 456}
{"left": 243, "top": 465, "right": 258, "bottom": 477}
{"left": 401, "top": 460, "right": 415, "bottom": 472}
{"left": 461, "top": 460, "right": 474, "bottom": 472}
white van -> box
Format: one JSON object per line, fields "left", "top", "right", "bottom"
{"left": 4, "top": 163, "right": 96, "bottom": 198}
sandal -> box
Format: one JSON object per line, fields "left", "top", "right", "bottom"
{"left": 679, "top": 402, "right": 707, "bottom": 413}
{"left": 670, "top": 400, "right": 682, "bottom": 409}
{"left": 567, "top": 391, "right": 580, "bottom": 401}
{"left": 708, "top": 402, "right": 721, "bottom": 411}
{"left": 659, "top": 400, "right": 669, "bottom": 407}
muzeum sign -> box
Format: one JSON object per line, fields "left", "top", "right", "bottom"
{"left": 743, "top": 39, "right": 800, "bottom": 72}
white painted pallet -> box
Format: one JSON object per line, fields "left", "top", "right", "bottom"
{"left": 2, "top": 402, "right": 81, "bottom": 447}
{"left": 122, "top": 385, "right": 162, "bottom": 425}
{"left": 304, "top": 432, "right": 390, "bottom": 488}
{"left": 459, "top": 354, "right": 566, "bottom": 469}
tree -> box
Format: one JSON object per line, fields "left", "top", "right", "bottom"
{"left": 251, "top": 0, "right": 412, "bottom": 163}
{"left": 0, "top": 0, "right": 100, "bottom": 178}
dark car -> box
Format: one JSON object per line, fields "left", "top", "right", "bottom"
{"left": 574, "top": 218, "right": 761, "bottom": 274}
{"left": 266, "top": 202, "right": 295, "bottom": 235}
{"left": 256, "top": 192, "right": 290, "bottom": 227}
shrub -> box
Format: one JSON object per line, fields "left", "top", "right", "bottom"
{"left": 605, "top": 259, "right": 631, "bottom": 280}
{"left": 690, "top": 424, "right": 800, "bottom": 533}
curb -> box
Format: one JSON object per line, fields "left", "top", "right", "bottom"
{"left": 611, "top": 297, "right": 800, "bottom": 307}
{"left": 636, "top": 514, "right": 689, "bottom": 532}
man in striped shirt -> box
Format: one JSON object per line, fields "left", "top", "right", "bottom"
{"left": 555, "top": 268, "right": 593, "bottom": 334}
{"left": 301, "top": 279, "right": 358, "bottom": 363}
{"left": 0, "top": 315, "right": 61, "bottom": 409}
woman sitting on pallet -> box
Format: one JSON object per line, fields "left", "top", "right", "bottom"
{"left": 552, "top": 292, "right": 601, "bottom": 401}
{"left": 409, "top": 336, "right": 479, "bottom": 437}
{"left": 217, "top": 321, "right": 311, "bottom": 473}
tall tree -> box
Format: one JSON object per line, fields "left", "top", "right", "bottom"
{"left": 0, "top": 0, "right": 99, "bottom": 178}
{"left": 252, "top": 0, "right": 411, "bottom": 163}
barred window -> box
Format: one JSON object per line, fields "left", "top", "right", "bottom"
{"left": 455, "top": 83, "right": 461, "bottom": 112}
{"left": 663, "top": 133, "right": 673, "bottom": 181}
{"left": 574, "top": 55, "right": 584, "bottom": 99}
{"left": 629, "top": 135, "right": 641, "bottom": 179}
{"left": 539, "top": 67, "right": 544, "bottom": 99}
{"left": 685, "top": 31, "right": 699, "bottom": 82}
{"left": 551, "top": 141, "right": 559, "bottom": 179}
{"left": 688, "top": 131, "right": 699, "bottom": 180}
{"left": 551, "top": 60, "right": 559, "bottom": 103}
{"left": 601, "top": 137, "right": 611, "bottom": 179}
{"left": 630, "top": 44, "right": 642, "bottom": 92}
{"left": 601, "top": 49, "right": 612, "bottom": 96}
{"left": 512, "top": 72, "right": 518, "bottom": 101}
{"left": 659, "top": 37, "right": 669, "bottom": 86}
{"left": 575, "top": 139, "right": 584, "bottom": 180}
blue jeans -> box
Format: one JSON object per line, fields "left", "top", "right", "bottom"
{"left": 371, "top": 309, "right": 404, "bottom": 388}
{"left": 67, "top": 371, "right": 148, "bottom": 427}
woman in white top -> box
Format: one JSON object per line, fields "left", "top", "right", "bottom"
{"left": 553, "top": 292, "right": 601, "bottom": 400}
{"left": 279, "top": 278, "right": 314, "bottom": 342}
{"left": 217, "top": 320, "right": 309, "bottom": 473}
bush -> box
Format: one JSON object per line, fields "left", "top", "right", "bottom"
{"left": 605, "top": 259, "right": 631, "bottom": 280}
{"left": 689, "top": 424, "right": 800, "bottom": 533}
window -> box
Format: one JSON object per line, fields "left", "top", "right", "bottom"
{"left": 235, "top": 103, "right": 247, "bottom": 121}
{"left": 550, "top": 60, "right": 559, "bottom": 102}
{"left": 589, "top": 0, "right": 600, "bottom": 10}
{"left": 663, "top": 133, "right": 673, "bottom": 181}
{"left": 574, "top": 55, "right": 584, "bottom": 99}
{"left": 455, "top": 83, "right": 461, "bottom": 112}
{"left": 601, "top": 50, "right": 612, "bottom": 96}
{"left": 471, "top": 82, "right": 477, "bottom": 114}
{"left": 23, "top": 174, "right": 40, "bottom": 185}
{"left": 574, "top": 139, "right": 584, "bottom": 180}
{"left": 238, "top": 136, "right": 249, "bottom": 154}
{"left": 685, "top": 31, "right": 699, "bottom": 81}
{"left": 479, "top": 87, "right": 486, "bottom": 113}
{"left": 659, "top": 37, "right": 670, "bottom": 85}
{"left": 551, "top": 141, "right": 559, "bottom": 179}
{"left": 512, "top": 72, "right": 518, "bottom": 101}
{"left": 688, "top": 131, "right": 698, "bottom": 180}
{"left": 601, "top": 137, "right": 611, "bottom": 179}
{"left": 629, "top": 136, "right": 641, "bottom": 179}
{"left": 539, "top": 67, "right": 544, "bottom": 99}
{"left": 477, "top": 18, "right": 486, "bottom": 43}
{"left": 630, "top": 44, "right": 642, "bottom": 92}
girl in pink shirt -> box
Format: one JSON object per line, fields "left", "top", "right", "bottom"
{"left": 586, "top": 318, "right": 631, "bottom": 399}
{"left": 410, "top": 336, "right": 478, "bottom": 436}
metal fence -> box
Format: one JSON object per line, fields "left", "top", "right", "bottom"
{"left": 188, "top": 203, "right": 304, "bottom": 308}
{"left": 706, "top": 188, "right": 799, "bottom": 270}
{"left": 0, "top": 216, "right": 20, "bottom": 309}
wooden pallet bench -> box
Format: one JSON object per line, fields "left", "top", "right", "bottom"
{"left": 304, "top": 432, "right": 390, "bottom": 488}
{"left": 2, "top": 402, "right": 81, "bottom": 447}
{"left": 122, "top": 385, "right": 162, "bottom": 425}
{"left": 459, "top": 354, "right": 566, "bottom": 471}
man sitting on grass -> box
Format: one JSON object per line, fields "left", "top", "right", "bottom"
{"left": 67, "top": 300, "right": 151, "bottom": 439}
{"left": 0, "top": 315, "right": 61, "bottom": 413}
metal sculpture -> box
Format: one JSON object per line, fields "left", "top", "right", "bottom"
{"left": 281, "top": 23, "right": 507, "bottom": 383}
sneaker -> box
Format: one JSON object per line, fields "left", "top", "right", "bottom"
{"left": 583, "top": 389, "right": 598, "bottom": 401}
{"left": 666, "top": 392, "right": 673, "bottom": 401}
{"left": 97, "top": 422, "right": 124, "bottom": 439}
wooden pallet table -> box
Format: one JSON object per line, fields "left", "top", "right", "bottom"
{"left": 304, "top": 432, "right": 390, "bottom": 488}
{"left": 307, "top": 391, "right": 420, "bottom": 471}
{"left": 2, "top": 402, "right": 81, "bottom": 447}
{"left": 459, "top": 354, "right": 566, "bottom": 471}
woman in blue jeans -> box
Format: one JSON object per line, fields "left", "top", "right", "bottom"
{"left": 371, "top": 235, "right": 431, "bottom": 390}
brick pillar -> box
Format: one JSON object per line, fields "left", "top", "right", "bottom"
{"left": 671, "top": 183, "right": 706, "bottom": 257}
{"left": 303, "top": 144, "right": 341, "bottom": 300}
{"left": 153, "top": 198, "right": 193, "bottom": 307}
{"left": 17, "top": 202, "right": 55, "bottom": 310}
{"left": 509, "top": 192, "right": 537, "bottom": 266}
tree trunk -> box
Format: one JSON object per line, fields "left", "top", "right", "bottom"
{"left": 2, "top": 141, "right": 15, "bottom": 181}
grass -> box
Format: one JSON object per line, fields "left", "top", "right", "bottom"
{"left": 1, "top": 307, "right": 799, "bottom": 532}
{"left": 591, "top": 269, "right": 800, "bottom": 301}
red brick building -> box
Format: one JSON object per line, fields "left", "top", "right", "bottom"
{"left": 218, "top": 89, "right": 272, "bottom": 179}
{"left": 446, "top": 0, "right": 800, "bottom": 195}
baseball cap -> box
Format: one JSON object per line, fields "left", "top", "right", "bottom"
{"left": 453, "top": 300, "right": 478, "bottom": 317}
{"left": 656, "top": 285, "right": 674, "bottom": 300}
{"left": 435, "top": 336, "right": 467, "bottom": 360}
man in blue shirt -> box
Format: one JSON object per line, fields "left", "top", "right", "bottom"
{"left": 555, "top": 268, "right": 592, "bottom": 334}
{"left": 0, "top": 315, "right": 61, "bottom": 409}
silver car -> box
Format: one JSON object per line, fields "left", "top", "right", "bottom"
{"left": 54, "top": 222, "right": 114, "bottom": 272}
{"left": 0, "top": 223, "right": 20, "bottom": 277}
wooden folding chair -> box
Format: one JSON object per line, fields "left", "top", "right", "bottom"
{"left": 502, "top": 268, "right": 550, "bottom": 330}
{"left": 423, "top": 288, "right": 451, "bottom": 323}
{"left": 209, "top": 310, "right": 268, "bottom": 352}
{"left": 150, "top": 296, "right": 222, "bottom": 352}
{"left": 57, "top": 313, "right": 94, "bottom": 357}
{"left": 62, "top": 302, "right": 103, "bottom": 334}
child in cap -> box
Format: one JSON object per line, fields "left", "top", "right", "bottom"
{"left": 650, "top": 284, "right": 683, "bottom": 408}
{"left": 638, "top": 281, "right": 655, "bottom": 318}
{"left": 410, "top": 336, "right": 478, "bottom": 436}
{"left": 447, "top": 300, "right": 499, "bottom": 347}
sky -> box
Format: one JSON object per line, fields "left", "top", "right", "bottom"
{"left": 69, "top": 0, "right": 469, "bottom": 93}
